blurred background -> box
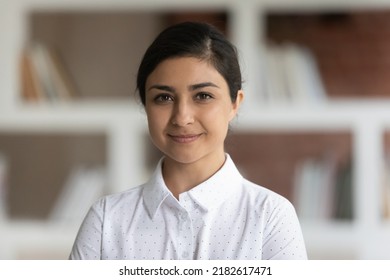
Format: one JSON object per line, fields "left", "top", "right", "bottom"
{"left": 1, "top": 0, "right": 390, "bottom": 259}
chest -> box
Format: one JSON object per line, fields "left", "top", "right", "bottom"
{"left": 101, "top": 206, "right": 265, "bottom": 260}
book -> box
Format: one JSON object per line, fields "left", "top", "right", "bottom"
{"left": 293, "top": 154, "right": 338, "bottom": 220}
{"left": 293, "top": 158, "right": 322, "bottom": 220}
{"left": 263, "top": 44, "right": 290, "bottom": 104}
{"left": 20, "top": 49, "right": 45, "bottom": 101}
{"left": 29, "top": 43, "right": 58, "bottom": 102}
{"left": 21, "top": 43, "right": 78, "bottom": 102}
{"left": 46, "top": 47, "right": 77, "bottom": 101}
{"left": 263, "top": 43, "right": 327, "bottom": 105}
{"left": 282, "top": 43, "right": 326, "bottom": 104}
{"left": 333, "top": 161, "right": 353, "bottom": 220}
{"left": 0, "top": 153, "right": 9, "bottom": 221}
{"left": 382, "top": 155, "right": 390, "bottom": 219}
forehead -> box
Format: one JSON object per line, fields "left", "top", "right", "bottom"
{"left": 146, "top": 57, "right": 227, "bottom": 87}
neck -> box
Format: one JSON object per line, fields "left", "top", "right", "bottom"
{"left": 162, "top": 152, "right": 226, "bottom": 199}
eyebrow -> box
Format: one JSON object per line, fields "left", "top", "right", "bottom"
{"left": 147, "top": 85, "right": 175, "bottom": 93}
{"left": 189, "top": 82, "right": 220, "bottom": 91}
{"left": 147, "top": 82, "right": 220, "bottom": 93}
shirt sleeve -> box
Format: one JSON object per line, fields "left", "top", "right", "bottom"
{"left": 69, "top": 198, "right": 104, "bottom": 260}
{"left": 262, "top": 197, "right": 308, "bottom": 260}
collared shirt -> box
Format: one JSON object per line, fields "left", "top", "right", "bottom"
{"left": 69, "top": 155, "right": 307, "bottom": 260}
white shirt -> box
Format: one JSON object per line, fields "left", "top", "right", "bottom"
{"left": 69, "top": 155, "right": 307, "bottom": 260}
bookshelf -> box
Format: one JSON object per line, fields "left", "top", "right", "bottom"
{"left": 1, "top": 0, "right": 390, "bottom": 259}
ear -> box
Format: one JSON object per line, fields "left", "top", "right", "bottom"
{"left": 229, "top": 90, "right": 244, "bottom": 121}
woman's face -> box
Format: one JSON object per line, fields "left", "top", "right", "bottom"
{"left": 145, "top": 57, "right": 243, "bottom": 167}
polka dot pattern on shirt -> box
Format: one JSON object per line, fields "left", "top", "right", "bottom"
{"left": 69, "top": 155, "right": 307, "bottom": 260}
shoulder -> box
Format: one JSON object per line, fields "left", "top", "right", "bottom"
{"left": 91, "top": 184, "right": 145, "bottom": 213}
{"left": 240, "top": 178, "right": 296, "bottom": 214}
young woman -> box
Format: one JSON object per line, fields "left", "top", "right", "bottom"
{"left": 69, "top": 21, "right": 307, "bottom": 260}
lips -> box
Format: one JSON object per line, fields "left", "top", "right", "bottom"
{"left": 168, "top": 133, "right": 202, "bottom": 143}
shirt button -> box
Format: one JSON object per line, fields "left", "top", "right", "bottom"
{"left": 178, "top": 212, "right": 187, "bottom": 222}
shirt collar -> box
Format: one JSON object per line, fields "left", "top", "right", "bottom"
{"left": 143, "top": 154, "right": 243, "bottom": 219}
{"left": 142, "top": 158, "right": 171, "bottom": 219}
{"left": 183, "top": 154, "right": 243, "bottom": 211}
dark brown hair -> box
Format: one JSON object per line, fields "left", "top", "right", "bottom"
{"left": 136, "top": 21, "right": 242, "bottom": 105}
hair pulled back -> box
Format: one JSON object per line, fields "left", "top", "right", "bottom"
{"left": 136, "top": 21, "right": 242, "bottom": 105}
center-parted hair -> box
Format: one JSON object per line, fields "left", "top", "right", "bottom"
{"left": 136, "top": 21, "right": 242, "bottom": 105}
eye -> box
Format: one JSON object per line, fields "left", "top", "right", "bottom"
{"left": 195, "top": 92, "right": 213, "bottom": 101}
{"left": 154, "top": 94, "right": 174, "bottom": 104}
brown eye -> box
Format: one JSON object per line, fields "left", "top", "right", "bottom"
{"left": 154, "top": 94, "right": 173, "bottom": 103}
{"left": 195, "top": 92, "right": 213, "bottom": 100}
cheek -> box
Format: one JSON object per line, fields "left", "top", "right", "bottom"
{"left": 146, "top": 107, "right": 172, "bottom": 140}
{"left": 201, "top": 105, "right": 232, "bottom": 132}
{"left": 210, "top": 102, "right": 234, "bottom": 120}
{"left": 146, "top": 109, "right": 162, "bottom": 134}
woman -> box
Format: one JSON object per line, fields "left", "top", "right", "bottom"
{"left": 69, "top": 21, "right": 307, "bottom": 260}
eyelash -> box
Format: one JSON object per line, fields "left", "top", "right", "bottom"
{"left": 153, "top": 92, "right": 213, "bottom": 103}
{"left": 195, "top": 92, "right": 213, "bottom": 100}
{"left": 154, "top": 94, "right": 173, "bottom": 103}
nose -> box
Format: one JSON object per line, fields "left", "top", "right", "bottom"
{"left": 170, "top": 100, "right": 194, "bottom": 126}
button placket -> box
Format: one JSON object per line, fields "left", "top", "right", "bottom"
{"left": 178, "top": 212, "right": 186, "bottom": 231}
{"left": 177, "top": 211, "right": 192, "bottom": 259}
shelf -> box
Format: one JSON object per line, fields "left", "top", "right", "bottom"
{"left": 13, "top": 0, "right": 390, "bottom": 11}
{"left": 0, "top": 219, "right": 78, "bottom": 259}
{"left": 0, "top": 101, "right": 147, "bottom": 132}
{"left": 17, "top": 9, "right": 229, "bottom": 105}
{"left": 1, "top": 101, "right": 389, "bottom": 132}
{"left": 226, "top": 130, "right": 353, "bottom": 221}
{"left": 0, "top": 132, "right": 107, "bottom": 220}
{"left": 301, "top": 221, "right": 358, "bottom": 259}
{"left": 236, "top": 100, "right": 390, "bottom": 132}
{"left": 2, "top": 99, "right": 389, "bottom": 136}
{"left": 2, "top": 0, "right": 390, "bottom": 260}
{"left": 1, "top": 99, "right": 390, "bottom": 132}
{"left": 252, "top": 0, "right": 390, "bottom": 12}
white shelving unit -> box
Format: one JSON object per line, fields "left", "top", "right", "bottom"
{"left": 1, "top": 0, "right": 390, "bottom": 259}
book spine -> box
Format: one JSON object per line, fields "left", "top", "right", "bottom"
{"left": 0, "top": 153, "right": 9, "bottom": 221}
{"left": 20, "top": 43, "right": 78, "bottom": 103}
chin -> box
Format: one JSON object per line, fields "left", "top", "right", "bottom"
{"left": 164, "top": 151, "right": 203, "bottom": 165}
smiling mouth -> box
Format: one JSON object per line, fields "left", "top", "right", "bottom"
{"left": 168, "top": 134, "right": 201, "bottom": 143}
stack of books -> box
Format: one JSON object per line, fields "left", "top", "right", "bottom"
{"left": 20, "top": 42, "right": 78, "bottom": 103}
{"left": 261, "top": 43, "right": 327, "bottom": 105}
{"left": 293, "top": 154, "right": 353, "bottom": 221}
